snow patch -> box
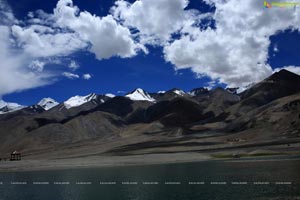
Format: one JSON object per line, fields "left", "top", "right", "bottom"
{"left": 64, "top": 93, "right": 97, "bottom": 109}
{"left": 188, "top": 91, "right": 195, "bottom": 96}
{"left": 173, "top": 89, "right": 186, "bottom": 96}
{"left": 0, "top": 100, "right": 24, "bottom": 114}
{"left": 38, "top": 98, "right": 59, "bottom": 110}
{"left": 157, "top": 91, "right": 166, "bottom": 94}
{"left": 105, "top": 93, "right": 116, "bottom": 98}
{"left": 125, "top": 88, "right": 155, "bottom": 102}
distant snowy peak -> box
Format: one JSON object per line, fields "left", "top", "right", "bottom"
{"left": 189, "top": 88, "right": 209, "bottom": 96}
{"left": 64, "top": 93, "right": 97, "bottom": 109}
{"left": 125, "top": 88, "right": 155, "bottom": 102}
{"left": 105, "top": 93, "right": 116, "bottom": 98}
{"left": 38, "top": 98, "right": 59, "bottom": 110}
{"left": 172, "top": 89, "right": 186, "bottom": 96}
{"left": 157, "top": 91, "right": 166, "bottom": 94}
{"left": 0, "top": 100, "right": 6, "bottom": 109}
{"left": 0, "top": 100, "right": 24, "bottom": 114}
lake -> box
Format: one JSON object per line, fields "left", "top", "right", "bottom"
{"left": 0, "top": 158, "right": 300, "bottom": 200}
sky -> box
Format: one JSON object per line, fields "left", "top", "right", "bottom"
{"left": 0, "top": 0, "right": 300, "bottom": 105}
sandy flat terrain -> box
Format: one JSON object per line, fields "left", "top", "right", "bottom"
{"left": 1, "top": 148, "right": 300, "bottom": 172}
{"left": 1, "top": 134, "right": 299, "bottom": 172}
{"left": 0, "top": 153, "right": 213, "bottom": 172}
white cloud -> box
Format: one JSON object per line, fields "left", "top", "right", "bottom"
{"left": 28, "top": 60, "right": 45, "bottom": 72}
{"left": 0, "top": 26, "right": 54, "bottom": 97}
{"left": 68, "top": 60, "right": 79, "bottom": 71}
{"left": 112, "top": 0, "right": 300, "bottom": 87}
{"left": 62, "top": 72, "right": 79, "bottom": 79}
{"left": 2, "top": 0, "right": 300, "bottom": 98}
{"left": 274, "top": 66, "right": 300, "bottom": 75}
{"left": 0, "top": 0, "right": 147, "bottom": 97}
{"left": 53, "top": 0, "right": 146, "bottom": 59}
{"left": 205, "top": 80, "right": 218, "bottom": 90}
{"left": 82, "top": 73, "right": 92, "bottom": 80}
{"left": 11, "top": 24, "right": 87, "bottom": 58}
{"left": 112, "top": 0, "right": 195, "bottom": 44}
{"left": 163, "top": 0, "right": 300, "bottom": 87}
{"left": 0, "top": 0, "right": 18, "bottom": 25}
{"left": 6, "top": 0, "right": 148, "bottom": 68}
{"left": 273, "top": 44, "right": 279, "bottom": 53}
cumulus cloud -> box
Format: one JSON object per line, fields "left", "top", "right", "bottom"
{"left": 82, "top": 73, "right": 92, "bottom": 80}
{"left": 11, "top": 24, "right": 87, "bottom": 58}
{"left": 10, "top": 0, "right": 146, "bottom": 60}
{"left": 0, "top": 0, "right": 146, "bottom": 96}
{"left": 163, "top": 0, "right": 300, "bottom": 87}
{"left": 53, "top": 0, "right": 146, "bottom": 59}
{"left": 62, "top": 72, "right": 80, "bottom": 79}
{"left": 112, "top": 0, "right": 196, "bottom": 44}
{"left": 111, "top": 0, "right": 300, "bottom": 87}
{"left": 2, "top": 0, "right": 300, "bottom": 97}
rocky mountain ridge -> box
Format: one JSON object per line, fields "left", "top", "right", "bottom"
{"left": 0, "top": 69, "right": 299, "bottom": 157}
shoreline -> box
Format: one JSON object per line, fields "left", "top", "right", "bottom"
{"left": 0, "top": 153, "right": 299, "bottom": 173}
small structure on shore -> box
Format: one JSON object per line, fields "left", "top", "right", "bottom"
{"left": 10, "top": 151, "right": 21, "bottom": 161}
{"left": 232, "top": 153, "right": 240, "bottom": 159}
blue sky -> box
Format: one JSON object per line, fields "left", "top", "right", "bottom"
{"left": 1, "top": 0, "right": 300, "bottom": 105}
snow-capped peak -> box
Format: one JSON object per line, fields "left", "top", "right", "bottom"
{"left": 188, "top": 88, "right": 209, "bottom": 96}
{"left": 38, "top": 98, "right": 59, "bottom": 110}
{"left": 157, "top": 91, "right": 166, "bottom": 94}
{"left": 105, "top": 93, "right": 116, "bottom": 98}
{"left": 172, "top": 89, "right": 186, "bottom": 96}
{"left": 125, "top": 88, "right": 155, "bottom": 102}
{"left": 0, "top": 100, "right": 6, "bottom": 108}
{"left": 188, "top": 91, "right": 196, "bottom": 96}
{"left": 0, "top": 99, "right": 24, "bottom": 114}
{"left": 64, "top": 93, "right": 97, "bottom": 109}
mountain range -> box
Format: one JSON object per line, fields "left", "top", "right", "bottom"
{"left": 0, "top": 69, "right": 299, "bottom": 158}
